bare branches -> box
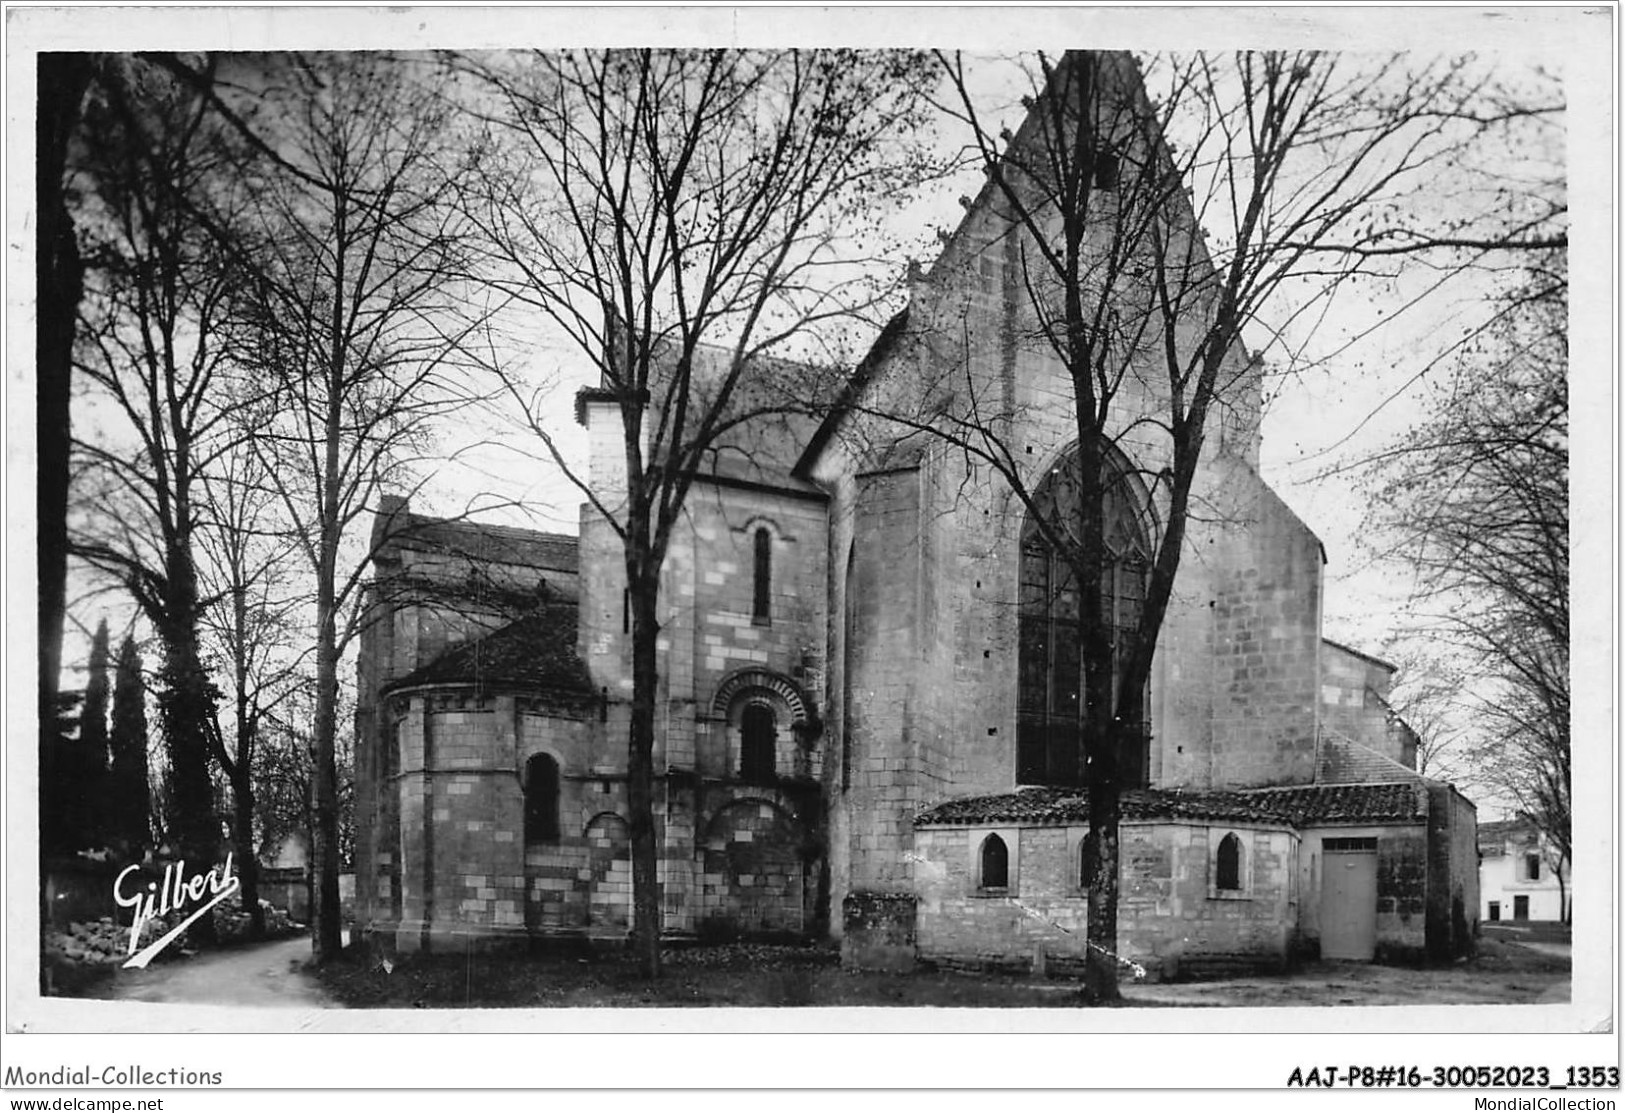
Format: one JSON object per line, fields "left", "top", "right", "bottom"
{"left": 453, "top": 48, "right": 944, "bottom": 977}
{"left": 1367, "top": 263, "right": 1568, "bottom": 860}
{"left": 837, "top": 48, "right": 1565, "bottom": 999}
{"left": 65, "top": 55, "right": 265, "bottom": 884}
{"left": 210, "top": 50, "right": 495, "bottom": 960}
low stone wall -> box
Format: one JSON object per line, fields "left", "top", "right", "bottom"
{"left": 1118, "top": 824, "right": 1297, "bottom": 979}
{"left": 913, "top": 821, "right": 1298, "bottom": 981}
{"left": 258, "top": 867, "right": 309, "bottom": 923}
{"left": 913, "top": 826, "right": 1090, "bottom": 973}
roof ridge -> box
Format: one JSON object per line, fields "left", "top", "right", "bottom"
{"left": 402, "top": 512, "right": 579, "bottom": 546}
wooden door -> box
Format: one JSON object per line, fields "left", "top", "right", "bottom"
{"left": 1320, "top": 849, "right": 1378, "bottom": 961}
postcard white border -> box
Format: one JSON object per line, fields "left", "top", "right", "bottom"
{"left": 3, "top": 2, "right": 1616, "bottom": 1093}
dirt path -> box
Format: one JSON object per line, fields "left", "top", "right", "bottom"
{"left": 101, "top": 935, "right": 333, "bottom": 1009}
{"left": 1120, "top": 938, "right": 1570, "bottom": 1008}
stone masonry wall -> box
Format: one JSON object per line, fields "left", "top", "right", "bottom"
{"left": 842, "top": 468, "right": 922, "bottom": 892}
{"left": 1202, "top": 456, "right": 1325, "bottom": 788}
{"left": 1116, "top": 823, "right": 1297, "bottom": 977}
{"left": 821, "top": 472, "right": 856, "bottom": 936}
{"left": 914, "top": 826, "right": 1088, "bottom": 973}
{"left": 516, "top": 709, "right": 627, "bottom": 936}
{"left": 667, "top": 481, "right": 827, "bottom": 779}
{"left": 914, "top": 821, "right": 1297, "bottom": 979}
{"left": 394, "top": 695, "right": 525, "bottom": 950}
{"left": 699, "top": 799, "right": 806, "bottom": 937}
{"left": 1320, "top": 640, "right": 1402, "bottom": 758}
{"left": 575, "top": 392, "right": 827, "bottom": 942}
{"left": 1426, "top": 782, "right": 1479, "bottom": 959}
{"left": 862, "top": 159, "right": 1283, "bottom": 808}
{"left": 380, "top": 692, "right": 609, "bottom": 950}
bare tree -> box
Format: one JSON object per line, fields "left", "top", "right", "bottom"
{"left": 458, "top": 48, "right": 942, "bottom": 976}
{"left": 1368, "top": 263, "right": 1568, "bottom": 910}
{"left": 196, "top": 445, "right": 309, "bottom": 938}
{"left": 67, "top": 58, "right": 261, "bottom": 938}
{"left": 38, "top": 56, "right": 98, "bottom": 870}
{"left": 221, "top": 51, "right": 493, "bottom": 960}
{"left": 1365, "top": 638, "right": 1489, "bottom": 785}
{"left": 843, "top": 49, "right": 1560, "bottom": 999}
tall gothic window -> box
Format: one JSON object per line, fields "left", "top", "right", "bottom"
{"left": 1017, "top": 450, "right": 1151, "bottom": 787}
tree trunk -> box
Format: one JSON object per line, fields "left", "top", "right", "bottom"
{"left": 310, "top": 601, "right": 344, "bottom": 960}
{"left": 231, "top": 768, "right": 265, "bottom": 939}
{"left": 309, "top": 190, "right": 348, "bottom": 964}
{"left": 161, "top": 629, "right": 219, "bottom": 947}
{"left": 37, "top": 54, "right": 93, "bottom": 869}
{"left": 1083, "top": 726, "right": 1122, "bottom": 1001}
{"left": 627, "top": 562, "right": 663, "bottom": 978}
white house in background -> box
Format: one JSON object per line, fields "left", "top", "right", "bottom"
{"left": 1478, "top": 817, "right": 1568, "bottom": 924}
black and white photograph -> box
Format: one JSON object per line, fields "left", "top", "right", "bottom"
{"left": 3, "top": 2, "right": 1614, "bottom": 1102}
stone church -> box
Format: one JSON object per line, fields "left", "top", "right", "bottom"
{"left": 352, "top": 51, "right": 1477, "bottom": 979}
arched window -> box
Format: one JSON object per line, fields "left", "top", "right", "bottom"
{"left": 740, "top": 703, "right": 776, "bottom": 784}
{"left": 1016, "top": 449, "right": 1151, "bottom": 787}
{"left": 980, "top": 834, "right": 1009, "bottom": 890}
{"left": 1216, "top": 833, "right": 1242, "bottom": 892}
{"left": 752, "top": 528, "right": 772, "bottom": 626}
{"left": 524, "top": 753, "right": 560, "bottom": 843}
{"left": 1079, "top": 830, "right": 1099, "bottom": 889}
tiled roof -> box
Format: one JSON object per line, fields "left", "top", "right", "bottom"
{"left": 1241, "top": 781, "right": 1427, "bottom": 825}
{"left": 915, "top": 781, "right": 1427, "bottom": 829}
{"left": 393, "top": 513, "right": 579, "bottom": 574}
{"left": 1317, "top": 731, "right": 1422, "bottom": 785}
{"left": 384, "top": 605, "right": 594, "bottom": 698}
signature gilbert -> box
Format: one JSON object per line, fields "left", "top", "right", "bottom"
{"left": 113, "top": 855, "right": 239, "bottom": 968}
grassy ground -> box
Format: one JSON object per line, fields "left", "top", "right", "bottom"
{"left": 316, "top": 941, "right": 1106, "bottom": 1008}
{"left": 315, "top": 934, "right": 1568, "bottom": 1010}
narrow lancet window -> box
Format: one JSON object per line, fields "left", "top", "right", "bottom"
{"left": 980, "top": 834, "right": 1009, "bottom": 890}
{"left": 753, "top": 528, "right": 772, "bottom": 626}
{"left": 1216, "top": 833, "right": 1242, "bottom": 892}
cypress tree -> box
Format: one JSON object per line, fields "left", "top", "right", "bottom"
{"left": 108, "top": 635, "right": 151, "bottom": 856}
{"left": 77, "top": 618, "right": 111, "bottom": 848}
